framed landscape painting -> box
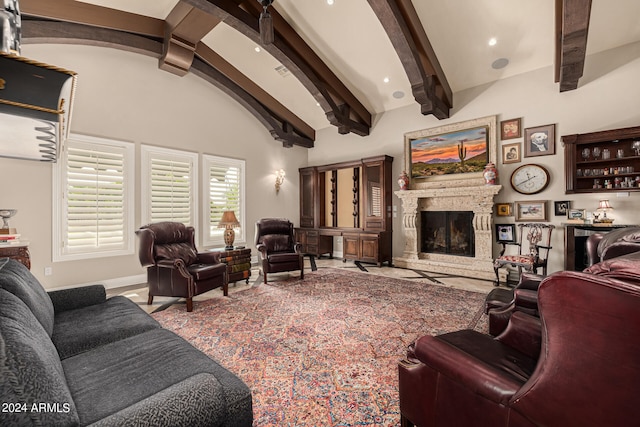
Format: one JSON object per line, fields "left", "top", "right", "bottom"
{"left": 404, "top": 115, "right": 497, "bottom": 186}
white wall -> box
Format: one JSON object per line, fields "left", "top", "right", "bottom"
{"left": 0, "top": 44, "right": 307, "bottom": 289}
{"left": 310, "top": 41, "right": 640, "bottom": 275}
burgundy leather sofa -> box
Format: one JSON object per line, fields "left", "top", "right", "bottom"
{"left": 585, "top": 226, "right": 640, "bottom": 266}
{"left": 399, "top": 251, "right": 640, "bottom": 427}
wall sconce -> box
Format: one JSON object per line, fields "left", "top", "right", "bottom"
{"left": 593, "top": 199, "right": 614, "bottom": 224}
{"left": 275, "top": 169, "right": 285, "bottom": 193}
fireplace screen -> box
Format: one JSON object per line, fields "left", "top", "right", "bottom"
{"left": 421, "top": 211, "right": 475, "bottom": 257}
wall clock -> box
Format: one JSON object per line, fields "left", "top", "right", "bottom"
{"left": 510, "top": 164, "right": 550, "bottom": 195}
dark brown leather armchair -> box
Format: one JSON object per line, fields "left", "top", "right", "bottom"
{"left": 400, "top": 252, "right": 640, "bottom": 427}
{"left": 255, "top": 218, "right": 304, "bottom": 284}
{"left": 585, "top": 226, "right": 640, "bottom": 267}
{"left": 136, "top": 222, "right": 228, "bottom": 312}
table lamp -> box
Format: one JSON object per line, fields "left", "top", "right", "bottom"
{"left": 594, "top": 200, "right": 613, "bottom": 223}
{"left": 218, "top": 211, "right": 240, "bottom": 249}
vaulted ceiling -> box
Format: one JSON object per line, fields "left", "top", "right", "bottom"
{"left": 19, "top": 0, "right": 640, "bottom": 148}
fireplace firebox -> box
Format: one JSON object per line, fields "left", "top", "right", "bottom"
{"left": 421, "top": 211, "right": 475, "bottom": 257}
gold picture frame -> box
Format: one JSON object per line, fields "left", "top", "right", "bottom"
{"left": 496, "top": 203, "right": 512, "bottom": 217}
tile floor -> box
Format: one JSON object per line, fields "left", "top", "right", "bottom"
{"left": 108, "top": 257, "right": 498, "bottom": 314}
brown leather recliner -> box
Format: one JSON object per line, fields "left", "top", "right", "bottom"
{"left": 255, "top": 218, "right": 304, "bottom": 284}
{"left": 585, "top": 226, "right": 640, "bottom": 267}
{"left": 136, "top": 222, "right": 228, "bottom": 312}
{"left": 399, "top": 252, "right": 640, "bottom": 427}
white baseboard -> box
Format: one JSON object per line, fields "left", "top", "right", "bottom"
{"left": 48, "top": 274, "right": 147, "bottom": 292}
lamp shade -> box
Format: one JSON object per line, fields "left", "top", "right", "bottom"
{"left": 597, "top": 200, "right": 612, "bottom": 210}
{"left": 218, "top": 211, "right": 240, "bottom": 228}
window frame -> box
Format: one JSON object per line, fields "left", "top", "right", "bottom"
{"left": 53, "top": 134, "right": 135, "bottom": 262}
{"left": 201, "top": 154, "right": 246, "bottom": 248}
{"left": 140, "top": 144, "right": 199, "bottom": 230}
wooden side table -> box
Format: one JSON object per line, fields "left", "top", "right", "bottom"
{"left": 0, "top": 243, "right": 31, "bottom": 270}
{"left": 212, "top": 247, "right": 252, "bottom": 284}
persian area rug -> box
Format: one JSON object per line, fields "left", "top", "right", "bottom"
{"left": 152, "top": 268, "right": 487, "bottom": 426}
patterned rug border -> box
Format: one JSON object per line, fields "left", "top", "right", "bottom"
{"left": 153, "top": 267, "right": 489, "bottom": 426}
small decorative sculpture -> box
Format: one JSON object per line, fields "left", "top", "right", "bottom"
{"left": 0, "top": 209, "right": 17, "bottom": 229}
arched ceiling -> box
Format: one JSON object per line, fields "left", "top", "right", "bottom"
{"left": 18, "top": 0, "right": 640, "bottom": 148}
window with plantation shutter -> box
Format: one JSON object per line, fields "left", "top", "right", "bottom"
{"left": 53, "top": 135, "right": 134, "bottom": 261}
{"left": 141, "top": 145, "right": 198, "bottom": 228}
{"left": 202, "top": 154, "right": 245, "bottom": 247}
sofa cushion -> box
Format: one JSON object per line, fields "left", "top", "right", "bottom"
{"left": 52, "top": 296, "right": 161, "bottom": 359}
{"left": 0, "top": 289, "right": 80, "bottom": 426}
{"left": 62, "top": 328, "right": 252, "bottom": 426}
{"left": 584, "top": 251, "right": 640, "bottom": 285}
{"left": 0, "top": 258, "right": 55, "bottom": 337}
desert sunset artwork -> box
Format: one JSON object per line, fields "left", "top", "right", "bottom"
{"left": 410, "top": 126, "right": 489, "bottom": 178}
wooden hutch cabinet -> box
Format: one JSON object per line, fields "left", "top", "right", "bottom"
{"left": 563, "top": 125, "right": 640, "bottom": 194}
{"left": 296, "top": 155, "right": 393, "bottom": 266}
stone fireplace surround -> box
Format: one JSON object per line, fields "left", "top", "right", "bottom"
{"left": 394, "top": 184, "right": 503, "bottom": 281}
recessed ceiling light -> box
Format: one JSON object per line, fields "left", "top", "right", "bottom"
{"left": 327, "top": 0, "right": 334, "bottom": 5}
{"left": 488, "top": 38, "right": 497, "bottom": 46}
{"left": 392, "top": 91, "right": 405, "bottom": 99}
{"left": 383, "top": 77, "right": 390, "bottom": 83}
{"left": 491, "top": 58, "right": 509, "bottom": 69}
{"left": 255, "top": 46, "right": 261, "bottom": 53}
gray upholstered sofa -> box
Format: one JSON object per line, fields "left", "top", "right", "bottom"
{"left": 0, "top": 258, "right": 252, "bottom": 426}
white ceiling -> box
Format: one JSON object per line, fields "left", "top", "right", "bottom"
{"left": 76, "top": 0, "right": 640, "bottom": 132}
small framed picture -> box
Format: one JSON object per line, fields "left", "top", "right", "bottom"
{"left": 567, "top": 208, "right": 586, "bottom": 221}
{"left": 524, "top": 124, "right": 556, "bottom": 157}
{"left": 514, "top": 200, "right": 548, "bottom": 222}
{"left": 496, "top": 224, "right": 516, "bottom": 242}
{"left": 500, "top": 118, "right": 522, "bottom": 140}
{"left": 502, "top": 142, "right": 521, "bottom": 164}
{"left": 496, "top": 203, "right": 512, "bottom": 217}
{"left": 554, "top": 200, "right": 571, "bottom": 216}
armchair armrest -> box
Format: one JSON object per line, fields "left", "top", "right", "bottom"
{"left": 256, "top": 243, "right": 268, "bottom": 259}
{"left": 48, "top": 284, "right": 106, "bottom": 313}
{"left": 196, "top": 251, "right": 220, "bottom": 264}
{"left": 294, "top": 242, "right": 303, "bottom": 254}
{"left": 495, "top": 311, "right": 541, "bottom": 359}
{"left": 517, "top": 272, "right": 544, "bottom": 291}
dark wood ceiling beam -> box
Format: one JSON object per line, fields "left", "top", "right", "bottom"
{"left": 20, "top": 19, "right": 314, "bottom": 148}
{"left": 555, "top": 0, "right": 592, "bottom": 92}
{"left": 20, "top": 0, "right": 163, "bottom": 37}
{"left": 367, "top": 0, "right": 451, "bottom": 119}
{"left": 160, "top": 2, "right": 221, "bottom": 76}
{"left": 183, "top": 0, "right": 372, "bottom": 136}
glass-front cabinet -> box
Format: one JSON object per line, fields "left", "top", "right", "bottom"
{"left": 296, "top": 155, "right": 393, "bottom": 266}
{"left": 563, "top": 126, "right": 640, "bottom": 194}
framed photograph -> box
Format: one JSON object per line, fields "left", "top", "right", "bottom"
{"left": 496, "top": 203, "right": 512, "bottom": 217}
{"left": 501, "top": 142, "right": 521, "bottom": 164}
{"left": 500, "top": 118, "right": 522, "bottom": 140}
{"left": 514, "top": 200, "right": 548, "bottom": 222}
{"left": 404, "top": 115, "right": 497, "bottom": 188}
{"left": 524, "top": 124, "right": 556, "bottom": 157}
{"left": 554, "top": 200, "right": 571, "bottom": 216}
{"left": 495, "top": 224, "right": 516, "bottom": 242}
{"left": 567, "top": 208, "right": 586, "bottom": 221}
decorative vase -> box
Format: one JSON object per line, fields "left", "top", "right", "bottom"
{"left": 398, "top": 171, "right": 409, "bottom": 190}
{"left": 483, "top": 162, "right": 497, "bottom": 185}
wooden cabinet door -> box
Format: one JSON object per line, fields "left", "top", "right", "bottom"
{"left": 359, "top": 234, "right": 379, "bottom": 263}
{"left": 343, "top": 233, "right": 359, "bottom": 259}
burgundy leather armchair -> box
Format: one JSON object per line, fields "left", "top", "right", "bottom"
{"left": 136, "top": 222, "right": 228, "bottom": 312}
{"left": 255, "top": 218, "right": 304, "bottom": 284}
{"left": 585, "top": 226, "right": 640, "bottom": 267}
{"left": 399, "top": 252, "right": 640, "bottom": 427}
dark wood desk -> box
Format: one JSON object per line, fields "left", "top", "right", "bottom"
{"left": 564, "top": 223, "right": 633, "bottom": 271}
